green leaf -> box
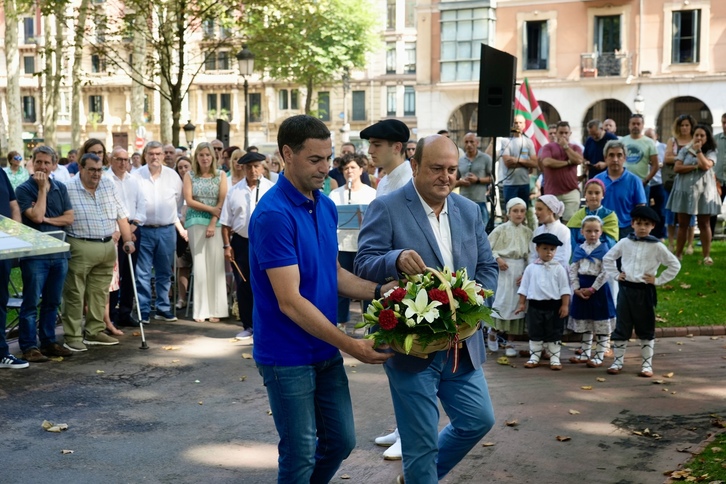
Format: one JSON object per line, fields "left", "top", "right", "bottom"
{"left": 404, "top": 334, "right": 414, "bottom": 355}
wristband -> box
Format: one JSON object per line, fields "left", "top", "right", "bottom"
{"left": 374, "top": 283, "right": 382, "bottom": 300}
{"left": 223, "top": 244, "right": 230, "bottom": 249}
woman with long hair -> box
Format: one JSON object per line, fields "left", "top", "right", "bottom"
{"left": 666, "top": 124, "right": 721, "bottom": 265}
{"left": 663, "top": 114, "right": 696, "bottom": 252}
{"left": 182, "top": 142, "right": 229, "bottom": 321}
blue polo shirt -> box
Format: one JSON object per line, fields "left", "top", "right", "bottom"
{"left": 250, "top": 174, "right": 339, "bottom": 366}
{"left": 594, "top": 169, "right": 646, "bottom": 228}
{"left": 583, "top": 132, "right": 618, "bottom": 178}
{"left": 16, "top": 177, "right": 72, "bottom": 259}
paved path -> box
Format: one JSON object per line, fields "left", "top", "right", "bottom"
{"left": 1, "top": 320, "right": 724, "bottom": 483}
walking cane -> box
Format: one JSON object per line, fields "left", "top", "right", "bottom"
{"left": 126, "top": 249, "right": 149, "bottom": 350}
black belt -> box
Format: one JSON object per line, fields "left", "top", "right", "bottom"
{"left": 143, "top": 224, "right": 173, "bottom": 229}
{"left": 70, "top": 236, "right": 113, "bottom": 243}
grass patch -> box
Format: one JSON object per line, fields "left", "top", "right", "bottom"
{"left": 656, "top": 241, "right": 725, "bottom": 328}
{"left": 669, "top": 430, "right": 726, "bottom": 481}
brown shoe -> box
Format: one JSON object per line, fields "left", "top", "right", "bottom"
{"left": 23, "top": 348, "right": 50, "bottom": 363}
{"left": 40, "top": 343, "right": 73, "bottom": 358}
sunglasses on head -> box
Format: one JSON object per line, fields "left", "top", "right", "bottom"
{"left": 14, "top": 155, "right": 22, "bottom": 161}
{"left": 630, "top": 113, "right": 643, "bottom": 119}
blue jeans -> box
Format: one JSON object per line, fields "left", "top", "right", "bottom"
{"left": 257, "top": 353, "right": 355, "bottom": 483}
{"left": 385, "top": 350, "right": 495, "bottom": 483}
{"left": 503, "top": 184, "right": 530, "bottom": 207}
{"left": 136, "top": 225, "right": 176, "bottom": 319}
{"left": 475, "top": 201, "right": 490, "bottom": 230}
{"left": 0, "top": 259, "right": 11, "bottom": 356}
{"left": 19, "top": 257, "right": 68, "bottom": 352}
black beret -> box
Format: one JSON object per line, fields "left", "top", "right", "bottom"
{"left": 237, "top": 152, "right": 267, "bottom": 165}
{"left": 630, "top": 205, "right": 660, "bottom": 224}
{"left": 532, "top": 233, "right": 563, "bottom": 247}
{"left": 360, "top": 119, "right": 410, "bottom": 144}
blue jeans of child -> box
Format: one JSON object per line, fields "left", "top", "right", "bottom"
{"left": 257, "top": 353, "right": 355, "bottom": 483}
{"left": 385, "top": 350, "right": 495, "bottom": 483}
{"left": 136, "top": 225, "right": 176, "bottom": 319}
{"left": 19, "top": 257, "right": 68, "bottom": 352}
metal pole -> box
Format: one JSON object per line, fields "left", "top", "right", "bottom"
{"left": 127, "top": 251, "right": 149, "bottom": 349}
{"left": 243, "top": 77, "right": 249, "bottom": 150}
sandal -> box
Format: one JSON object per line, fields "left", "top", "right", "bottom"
{"left": 209, "top": 318, "right": 220, "bottom": 323}
{"left": 638, "top": 369, "right": 653, "bottom": 378}
{"left": 704, "top": 257, "right": 714, "bottom": 266}
{"left": 586, "top": 359, "right": 603, "bottom": 368}
{"left": 550, "top": 364, "right": 562, "bottom": 371}
{"left": 524, "top": 361, "right": 539, "bottom": 369}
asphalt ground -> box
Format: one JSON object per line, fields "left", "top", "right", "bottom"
{"left": 1, "top": 317, "right": 725, "bottom": 484}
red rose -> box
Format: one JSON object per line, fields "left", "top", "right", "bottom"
{"left": 452, "top": 288, "right": 469, "bottom": 302}
{"left": 379, "top": 309, "right": 398, "bottom": 330}
{"left": 428, "top": 288, "right": 449, "bottom": 305}
{"left": 388, "top": 287, "right": 407, "bottom": 303}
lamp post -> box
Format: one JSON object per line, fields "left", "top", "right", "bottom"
{"left": 183, "top": 120, "right": 196, "bottom": 150}
{"left": 236, "top": 44, "right": 255, "bottom": 150}
{"left": 634, "top": 89, "right": 645, "bottom": 115}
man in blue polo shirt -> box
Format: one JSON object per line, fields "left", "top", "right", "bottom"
{"left": 249, "top": 115, "right": 394, "bottom": 483}
{"left": 595, "top": 140, "right": 646, "bottom": 239}
{"left": 15, "top": 146, "right": 75, "bottom": 362}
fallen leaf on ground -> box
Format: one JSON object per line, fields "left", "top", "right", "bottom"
{"left": 643, "top": 428, "right": 651, "bottom": 436}
{"left": 96, "top": 370, "right": 104, "bottom": 374}
{"left": 581, "top": 386, "right": 593, "bottom": 390}
{"left": 712, "top": 418, "right": 726, "bottom": 429}
{"left": 496, "top": 356, "right": 509, "bottom": 365}
{"left": 198, "top": 401, "right": 203, "bottom": 405}
{"left": 267, "top": 409, "right": 273, "bottom": 416}
{"left": 668, "top": 468, "right": 692, "bottom": 478}
{"left": 194, "top": 380, "right": 200, "bottom": 383}
{"left": 241, "top": 353, "right": 252, "bottom": 359}
{"left": 239, "top": 376, "right": 247, "bottom": 382}
{"left": 482, "top": 442, "right": 496, "bottom": 447}
{"left": 710, "top": 336, "right": 720, "bottom": 340}
{"left": 676, "top": 341, "right": 684, "bottom": 345}
{"left": 712, "top": 447, "right": 722, "bottom": 453}
{"left": 61, "top": 449, "right": 74, "bottom": 454}
{"left": 653, "top": 380, "right": 665, "bottom": 384}
{"left": 671, "top": 391, "right": 677, "bottom": 395}
{"left": 556, "top": 435, "right": 571, "bottom": 442}
{"left": 686, "top": 334, "right": 694, "bottom": 338}
{"left": 680, "top": 283, "right": 691, "bottom": 289}
{"left": 162, "top": 346, "right": 179, "bottom": 351}
{"left": 48, "top": 356, "right": 64, "bottom": 362}
{"left": 663, "top": 372, "right": 674, "bottom": 378}
{"left": 132, "top": 331, "right": 140, "bottom": 336}
{"left": 662, "top": 284, "right": 674, "bottom": 290}
{"left": 171, "top": 359, "right": 180, "bottom": 363}
{"left": 633, "top": 430, "right": 643, "bottom": 436}
{"left": 676, "top": 445, "right": 693, "bottom": 453}
{"left": 340, "top": 474, "right": 351, "bottom": 479}
{"left": 596, "top": 377, "right": 606, "bottom": 382}
{"left": 505, "top": 420, "right": 518, "bottom": 427}
{"left": 568, "top": 409, "right": 580, "bottom": 415}
{"left": 42, "top": 420, "right": 69, "bottom": 433}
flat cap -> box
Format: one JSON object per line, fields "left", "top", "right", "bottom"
{"left": 532, "top": 233, "right": 563, "bottom": 247}
{"left": 630, "top": 205, "right": 660, "bottom": 224}
{"left": 360, "top": 119, "right": 410, "bottom": 144}
{"left": 237, "top": 152, "right": 267, "bottom": 165}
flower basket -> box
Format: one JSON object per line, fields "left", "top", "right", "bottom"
{"left": 357, "top": 266, "right": 493, "bottom": 365}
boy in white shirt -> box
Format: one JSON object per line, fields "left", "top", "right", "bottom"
{"left": 603, "top": 206, "right": 681, "bottom": 377}
{"left": 516, "top": 233, "right": 571, "bottom": 370}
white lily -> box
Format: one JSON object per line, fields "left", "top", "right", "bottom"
{"left": 461, "top": 278, "right": 482, "bottom": 305}
{"left": 401, "top": 288, "right": 442, "bottom": 325}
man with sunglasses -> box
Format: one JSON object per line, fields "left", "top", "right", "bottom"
{"left": 62, "top": 152, "right": 135, "bottom": 352}
{"left": 105, "top": 147, "right": 146, "bottom": 328}
{"left": 622, "top": 113, "right": 659, "bottom": 199}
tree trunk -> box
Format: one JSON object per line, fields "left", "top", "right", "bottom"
{"left": 4, "top": 0, "right": 23, "bottom": 153}
{"left": 42, "top": 12, "right": 63, "bottom": 150}
{"left": 304, "top": 77, "right": 314, "bottom": 115}
{"left": 130, "top": 21, "right": 146, "bottom": 138}
{"left": 71, "top": 0, "right": 91, "bottom": 149}
{"left": 159, "top": 89, "right": 172, "bottom": 144}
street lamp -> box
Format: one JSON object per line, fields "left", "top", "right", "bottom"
{"left": 183, "top": 120, "right": 196, "bottom": 150}
{"left": 634, "top": 91, "right": 645, "bottom": 115}
{"left": 236, "top": 44, "right": 255, "bottom": 150}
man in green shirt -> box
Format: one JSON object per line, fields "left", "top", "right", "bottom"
{"left": 621, "top": 113, "right": 658, "bottom": 199}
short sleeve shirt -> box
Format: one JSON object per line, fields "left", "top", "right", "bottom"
{"left": 16, "top": 178, "right": 72, "bottom": 259}
{"left": 250, "top": 175, "right": 340, "bottom": 366}
{"left": 594, "top": 169, "right": 646, "bottom": 228}
{"left": 458, "top": 151, "right": 492, "bottom": 202}
{"left": 539, "top": 142, "right": 582, "bottom": 195}
{"left": 0, "top": 168, "right": 16, "bottom": 218}
{"left": 621, "top": 135, "right": 657, "bottom": 181}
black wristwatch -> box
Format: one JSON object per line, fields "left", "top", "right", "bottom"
{"left": 374, "top": 283, "right": 382, "bottom": 300}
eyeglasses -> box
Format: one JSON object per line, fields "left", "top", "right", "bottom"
{"left": 114, "top": 157, "right": 130, "bottom": 162}
{"left": 13, "top": 155, "right": 22, "bottom": 161}
{"left": 85, "top": 167, "right": 104, "bottom": 174}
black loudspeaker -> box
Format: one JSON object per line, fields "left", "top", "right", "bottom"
{"left": 216, "top": 119, "right": 230, "bottom": 148}
{"left": 477, "top": 44, "right": 517, "bottom": 138}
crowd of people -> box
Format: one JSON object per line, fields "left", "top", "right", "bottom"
{"left": 1, "top": 110, "right": 724, "bottom": 484}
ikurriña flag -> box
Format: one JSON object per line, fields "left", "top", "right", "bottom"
{"left": 514, "top": 78, "right": 549, "bottom": 153}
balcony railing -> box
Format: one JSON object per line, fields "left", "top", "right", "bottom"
{"left": 580, "top": 52, "right": 631, "bottom": 78}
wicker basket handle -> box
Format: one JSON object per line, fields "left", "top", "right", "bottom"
{"left": 425, "top": 267, "right": 456, "bottom": 323}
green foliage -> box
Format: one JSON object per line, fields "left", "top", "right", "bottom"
{"left": 656, "top": 241, "right": 725, "bottom": 327}
{"left": 244, "top": 0, "right": 380, "bottom": 113}
{"left": 673, "top": 430, "right": 726, "bottom": 481}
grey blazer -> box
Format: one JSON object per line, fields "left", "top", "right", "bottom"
{"left": 355, "top": 181, "right": 499, "bottom": 373}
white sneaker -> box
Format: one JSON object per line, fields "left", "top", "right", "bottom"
{"left": 374, "top": 428, "right": 398, "bottom": 447}
{"left": 383, "top": 436, "right": 402, "bottom": 460}
{"left": 505, "top": 346, "right": 517, "bottom": 358}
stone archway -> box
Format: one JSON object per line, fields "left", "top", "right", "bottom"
{"left": 446, "top": 103, "right": 478, "bottom": 148}
{"left": 538, "top": 101, "right": 561, "bottom": 126}
{"left": 581, "top": 98, "right": 632, "bottom": 141}
{"left": 656, "top": 96, "right": 713, "bottom": 140}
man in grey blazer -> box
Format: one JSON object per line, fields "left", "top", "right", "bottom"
{"left": 355, "top": 134, "right": 498, "bottom": 483}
